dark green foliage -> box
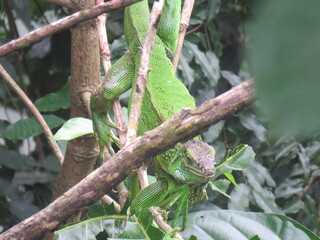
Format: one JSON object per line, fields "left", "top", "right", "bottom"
{"left": 54, "top": 209, "right": 320, "bottom": 240}
{"left": 249, "top": 0, "right": 320, "bottom": 138}
{"left": 1, "top": 114, "right": 65, "bottom": 140}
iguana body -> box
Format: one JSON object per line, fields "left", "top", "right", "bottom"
{"left": 90, "top": 0, "right": 215, "bottom": 230}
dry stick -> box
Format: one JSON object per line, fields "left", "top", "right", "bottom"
{"left": 186, "top": 22, "right": 204, "bottom": 36}
{"left": 126, "top": 0, "right": 165, "bottom": 143}
{"left": 299, "top": 177, "right": 315, "bottom": 198}
{"left": 173, "top": 0, "right": 195, "bottom": 71}
{"left": 0, "top": 80, "right": 254, "bottom": 240}
{"left": 0, "top": 65, "right": 64, "bottom": 164}
{"left": 0, "top": 0, "right": 141, "bottom": 57}
{"left": 112, "top": 100, "right": 129, "bottom": 207}
{"left": 95, "top": 0, "right": 128, "bottom": 209}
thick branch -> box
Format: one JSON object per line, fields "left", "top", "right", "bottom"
{"left": 0, "top": 80, "right": 254, "bottom": 240}
{"left": 0, "top": 65, "right": 64, "bottom": 164}
{"left": 0, "top": 0, "right": 141, "bottom": 57}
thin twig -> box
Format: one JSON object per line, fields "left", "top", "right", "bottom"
{"left": 173, "top": 0, "right": 195, "bottom": 71}
{"left": 0, "top": 0, "right": 141, "bottom": 57}
{"left": 113, "top": 100, "right": 128, "bottom": 148}
{"left": 299, "top": 177, "right": 315, "bottom": 198}
{"left": 126, "top": 0, "right": 165, "bottom": 143}
{"left": 96, "top": 1, "right": 112, "bottom": 71}
{"left": 0, "top": 64, "right": 64, "bottom": 164}
{"left": 186, "top": 22, "right": 204, "bottom": 35}
{"left": 149, "top": 207, "right": 182, "bottom": 239}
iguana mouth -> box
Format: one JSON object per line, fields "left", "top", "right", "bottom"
{"left": 188, "top": 167, "right": 215, "bottom": 179}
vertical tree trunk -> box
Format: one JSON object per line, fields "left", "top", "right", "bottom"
{"left": 53, "top": 0, "right": 100, "bottom": 222}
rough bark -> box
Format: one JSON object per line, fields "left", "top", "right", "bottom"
{"left": 52, "top": 0, "right": 100, "bottom": 223}
{"left": 0, "top": 80, "right": 254, "bottom": 240}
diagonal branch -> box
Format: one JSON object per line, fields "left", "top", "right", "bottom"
{"left": 173, "top": 0, "right": 195, "bottom": 71}
{"left": 0, "top": 64, "right": 64, "bottom": 164}
{"left": 126, "top": 0, "right": 165, "bottom": 143}
{"left": 0, "top": 80, "right": 254, "bottom": 240}
{"left": 0, "top": 0, "right": 142, "bottom": 57}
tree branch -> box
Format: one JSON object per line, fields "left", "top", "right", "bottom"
{"left": 0, "top": 0, "right": 141, "bottom": 57}
{"left": 0, "top": 64, "right": 64, "bottom": 165}
{"left": 126, "top": 0, "right": 165, "bottom": 143}
{"left": 0, "top": 80, "right": 254, "bottom": 240}
{"left": 173, "top": 0, "right": 195, "bottom": 71}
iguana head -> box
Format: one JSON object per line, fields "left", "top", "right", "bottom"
{"left": 166, "top": 139, "right": 215, "bottom": 185}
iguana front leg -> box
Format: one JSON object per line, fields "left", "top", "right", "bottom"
{"left": 91, "top": 51, "right": 134, "bottom": 152}
{"left": 130, "top": 177, "right": 190, "bottom": 229}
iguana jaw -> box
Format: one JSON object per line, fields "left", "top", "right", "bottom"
{"left": 184, "top": 164, "right": 215, "bottom": 181}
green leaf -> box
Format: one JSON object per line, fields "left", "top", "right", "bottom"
{"left": 185, "top": 41, "right": 220, "bottom": 86}
{"left": 1, "top": 115, "right": 65, "bottom": 140}
{"left": 205, "top": 0, "right": 220, "bottom": 22}
{"left": 34, "top": 82, "right": 70, "bottom": 111}
{"left": 54, "top": 216, "right": 145, "bottom": 240}
{"left": 55, "top": 204, "right": 163, "bottom": 240}
{"left": 311, "top": 169, "right": 320, "bottom": 178}
{"left": 244, "top": 164, "right": 283, "bottom": 214}
{"left": 188, "top": 235, "right": 198, "bottom": 240}
{"left": 250, "top": 235, "right": 262, "bottom": 240}
{"left": 228, "top": 183, "right": 250, "bottom": 211}
{"left": 202, "top": 121, "right": 224, "bottom": 143}
{"left": 179, "top": 48, "right": 195, "bottom": 86}
{"left": 224, "top": 172, "right": 238, "bottom": 187}
{"left": 220, "top": 70, "right": 241, "bottom": 86}
{"left": 53, "top": 208, "right": 320, "bottom": 240}
{"left": 84, "top": 203, "right": 118, "bottom": 219}
{"left": 0, "top": 145, "right": 38, "bottom": 171}
{"left": 12, "top": 171, "right": 56, "bottom": 185}
{"left": 249, "top": 0, "right": 320, "bottom": 138}
{"left": 41, "top": 154, "right": 61, "bottom": 173}
{"left": 179, "top": 210, "right": 319, "bottom": 240}
{"left": 239, "top": 111, "right": 267, "bottom": 142}
{"left": 215, "top": 144, "right": 255, "bottom": 178}
{"left": 283, "top": 197, "right": 305, "bottom": 214}
{"left": 274, "top": 178, "right": 303, "bottom": 199}
{"left": 209, "top": 179, "right": 230, "bottom": 198}
{"left": 52, "top": 117, "right": 93, "bottom": 141}
{"left": 135, "top": 209, "right": 164, "bottom": 240}
{"left": 54, "top": 218, "right": 142, "bottom": 240}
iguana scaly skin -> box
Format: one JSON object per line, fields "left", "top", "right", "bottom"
{"left": 90, "top": 0, "right": 215, "bottom": 230}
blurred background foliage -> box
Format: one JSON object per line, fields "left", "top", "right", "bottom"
{"left": 0, "top": 0, "right": 319, "bottom": 237}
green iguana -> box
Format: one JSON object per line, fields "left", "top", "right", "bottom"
{"left": 90, "top": 0, "right": 215, "bottom": 232}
